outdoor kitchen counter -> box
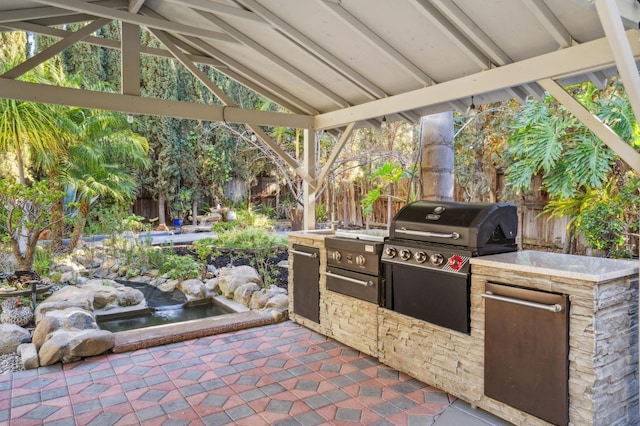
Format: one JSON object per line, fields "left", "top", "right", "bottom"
{"left": 470, "top": 249, "right": 638, "bottom": 283}
{"left": 469, "top": 250, "right": 638, "bottom": 425}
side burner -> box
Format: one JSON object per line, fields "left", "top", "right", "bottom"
{"left": 325, "top": 230, "right": 387, "bottom": 305}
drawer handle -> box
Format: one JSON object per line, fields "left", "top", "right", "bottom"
{"left": 326, "top": 271, "right": 373, "bottom": 287}
{"left": 482, "top": 292, "right": 563, "bottom": 313}
{"left": 289, "top": 249, "right": 318, "bottom": 258}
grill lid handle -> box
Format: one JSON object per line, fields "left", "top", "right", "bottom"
{"left": 397, "top": 228, "right": 460, "bottom": 239}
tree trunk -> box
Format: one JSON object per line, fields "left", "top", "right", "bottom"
{"left": 49, "top": 195, "right": 65, "bottom": 253}
{"left": 420, "top": 112, "right": 455, "bottom": 201}
{"left": 158, "top": 192, "right": 166, "bottom": 225}
{"left": 66, "top": 198, "right": 90, "bottom": 253}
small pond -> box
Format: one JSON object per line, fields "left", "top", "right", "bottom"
{"left": 96, "top": 280, "right": 234, "bottom": 333}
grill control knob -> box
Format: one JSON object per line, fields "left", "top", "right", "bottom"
{"left": 385, "top": 247, "right": 397, "bottom": 258}
{"left": 399, "top": 249, "right": 412, "bottom": 261}
{"left": 331, "top": 251, "right": 342, "bottom": 261}
{"left": 356, "top": 255, "right": 366, "bottom": 266}
{"left": 414, "top": 251, "right": 427, "bottom": 263}
{"left": 430, "top": 253, "right": 445, "bottom": 266}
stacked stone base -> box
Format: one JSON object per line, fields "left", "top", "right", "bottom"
{"left": 287, "top": 234, "right": 639, "bottom": 426}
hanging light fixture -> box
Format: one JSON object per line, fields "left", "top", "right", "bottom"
{"left": 467, "top": 96, "right": 477, "bottom": 116}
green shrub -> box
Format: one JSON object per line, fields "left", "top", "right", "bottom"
{"left": 210, "top": 227, "right": 286, "bottom": 249}
{"left": 160, "top": 254, "right": 201, "bottom": 280}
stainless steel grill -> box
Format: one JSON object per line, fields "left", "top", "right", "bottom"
{"left": 382, "top": 201, "right": 518, "bottom": 333}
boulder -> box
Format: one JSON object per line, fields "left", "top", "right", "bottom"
{"left": 234, "top": 283, "right": 262, "bottom": 306}
{"left": 249, "top": 285, "right": 287, "bottom": 310}
{"left": 116, "top": 287, "right": 144, "bottom": 306}
{"left": 78, "top": 281, "right": 144, "bottom": 309}
{"left": 18, "top": 343, "right": 39, "bottom": 370}
{"left": 218, "top": 265, "right": 262, "bottom": 298}
{"left": 32, "top": 316, "right": 61, "bottom": 349}
{"left": 34, "top": 286, "right": 93, "bottom": 322}
{"left": 63, "top": 309, "right": 99, "bottom": 331}
{"left": 0, "top": 324, "right": 30, "bottom": 355}
{"left": 67, "top": 330, "right": 114, "bottom": 359}
{"left": 264, "top": 294, "right": 289, "bottom": 311}
{"left": 178, "top": 279, "right": 205, "bottom": 301}
{"left": 35, "top": 307, "right": 113, "bottom": 365}
{"left": 157, "top": 279, "right": 179, "bottom": 293}
{"left": 38, "top": 333, "right": 70, "bottom": 366}
{"left": 83, "top": 284, "right": 118, "bottom": 309}
{"left": 204, "top": 277, "right": 220, "bottom": 297}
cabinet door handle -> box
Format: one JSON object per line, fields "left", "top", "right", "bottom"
{"left": 481, "top": 292, "right": 563, "bottom": 313}
{"left": 289, "top": 249, "right": 318, "bottom": 258}
{"left": 325, "top": 271, "right": 373, "bottom": 287}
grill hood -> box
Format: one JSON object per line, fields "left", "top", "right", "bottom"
{"left": 389, "top": 201, "right": 518, "bottom": 252}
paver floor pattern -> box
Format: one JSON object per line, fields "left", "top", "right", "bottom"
{"left": 0, "top": 321, "right": 506, "bottom": 425}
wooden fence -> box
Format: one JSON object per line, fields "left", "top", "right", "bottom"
{"left": 132, "top": 175, "right": 576, "bottom": 250}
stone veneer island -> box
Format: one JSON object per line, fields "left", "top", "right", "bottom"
{"left": 287, "top": 231, "right": 638, "bottom": 426}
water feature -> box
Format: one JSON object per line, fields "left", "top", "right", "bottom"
{"left": 96, "top": 280, "right": 235, "bottom": 332}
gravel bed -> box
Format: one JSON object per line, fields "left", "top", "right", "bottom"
{"left": 0, "top": 353, "right": 23, "bottom": 375}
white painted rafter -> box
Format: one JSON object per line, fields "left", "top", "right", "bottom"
{"left": 138, "top": 5, "right": 319, "bottom": 115}
{"left": 193, "top": 8, "right": 351, "bottom": 109}
{"left": 180, "top": 37, "right": 318, "bottom": 115}
{"left": 314, "top": 31, "right": 640, "bottom": 130}
{"left": 0, "top": 78, "right": 313, "bottom": 130}
{"left": 129, "top": 0, "right": 145, "bottom": 14}
{"left": 163, "top": 0, "right": 265, "bottom": 24}
{"left": 29, "top": 0, "right": 236, "bottom": 43}
{"left": 1, "top": 18, "right": 111, "bottom": 79}
{"left": 428, "top": 0, "right": 511, "bottom": 66}
{"left": 235, "top": 0, "right": 387, "bottom": 99}
{"left": 409, "top": 0, "right": 491, "bottom": 70}
{"left": 321, "top": 0, "right": 433, "bottom": 86}
{"left": 0, "top": 21, "right": 226, "bottom": 68}
{"left": 0, "top": 0, "right": 122, "bottom": 23}
{"left": 522, "top": 0, "right": 572, "bottom": 48}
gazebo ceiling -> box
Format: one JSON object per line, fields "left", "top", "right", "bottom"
{"left": 2, "top": 0, "right": 640, "bottom": 131}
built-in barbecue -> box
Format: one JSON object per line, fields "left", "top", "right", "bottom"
{"left": 381, "top": 200, "right": 518, "bottom": 333}
{"left": 325, "top": 229, "right": 387, "bottom": 305}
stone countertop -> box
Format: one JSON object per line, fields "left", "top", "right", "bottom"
{"left": 471, "top": 250, "right": 638, "bottom": 282}
{"left": 287, "top": 229, "right": 335, "bottom": 242}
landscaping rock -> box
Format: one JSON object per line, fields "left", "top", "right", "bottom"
{"left": 34, "top": 286, "right": 94, "bottom": 322}
{"left": 264, "top": 293, "right": 289, "bottom": 311}
{"left": 0, "top": 324, "right": 30, "bottom": 355}
{"left": 117, "top": 287, "right": 144, "bottom": 306}
{"left": 32, "top": 316, "right": 61, "bottom": 349}
{"left": 67, "top": 330, "right": 114, "bottom": 359}
{"left": 63, "top": 309, "right": 99, "bottom": 331}
{"left": 249, "top": 285, "right": 287, "bottom": 310}
{"left": 34, "top": 307, "right": 113, "bottom": 366}
{"left": 38, "top": 333, "right": 69, "bottom": 366}
{"left": 178, "top": 279, "right": 205, "bottom": 301}
{"left": 234, "top": 283, "right": 262, "bottom": 306}
{"left": 17, "top": 343, "right": 39, "bottom": 370}
{"left": 204, "top": 277, "right": 220, "bottom": 296}
{"left": 157, "top": 279, "right": 179, "bottom": 293}
{"left": 218, "top": 265, "right": 262, "bottom": 298}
